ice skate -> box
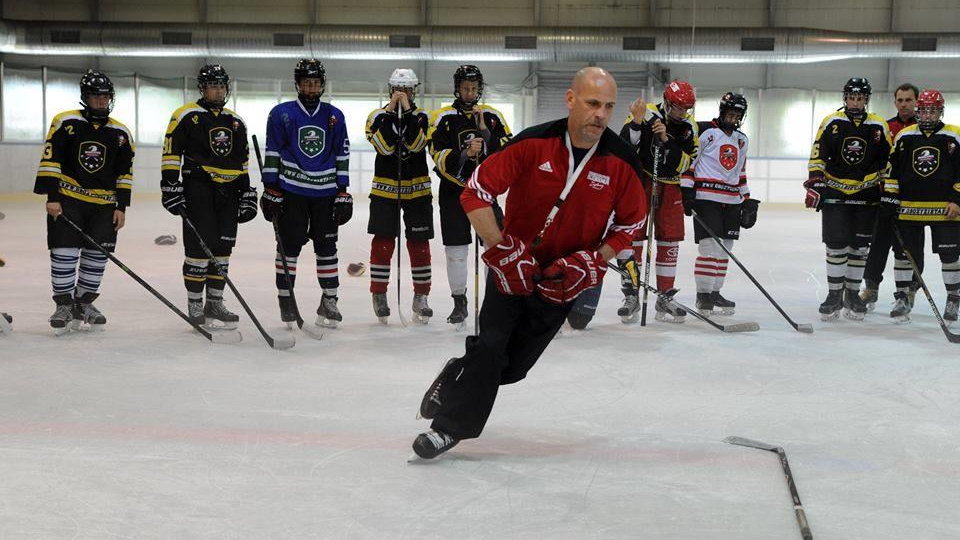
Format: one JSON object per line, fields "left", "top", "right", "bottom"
{"left": 859, "top": 279, "right": 878, "bottom": 313}
{"left": 75, "top": 292, "right": 106, "bottom": 332}
{"left": 187, "top": 299, "right": 205, "bottom": 326}
{"left": 446, "top": 294, "right": 467, "bottom": 330}
{"left": 617, "top": 293, "right": 640, "bottom": 324}
{"left": 316, "top": 295, "right": 342, "bottom": 328}
{"left": 278, "top": 295, "right": 299, "bottom": 327}
{"left": 49, "top": 294, "right": 78, "bottom": 336}
{"left": 412, "top": 294, "right": 433, "bottom": 325}
{"left": 204, "top": 298, "right": 239, "bottom": 330}
{"left": 890, "top": 291, "right": 912, "bottom": 323}
{"left": 654, "top": 290, "right": 686, "bottom": 323}
{"left": 710, "top": 291, "right": 735, "bottom": 316}
{"left": 842, "top": 288, "right": 867, "bottom": 321}
{"left": 372, "top": 292, "right": 390, "bottom": 324}
{"left": 695, "top": 292, "right": 715, "bottom": 317}
{"left": 819, "top": 289, "right": 843, "bottom": 321}
{"left": 409, "top": 429, "right": 459, "bottom": 461}
{"left": 944, "top": 293, "right": 959, "bottom": 325}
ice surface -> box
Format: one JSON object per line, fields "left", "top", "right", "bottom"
{"left": 0, "top": 197, "right": 958, "bottom": 539}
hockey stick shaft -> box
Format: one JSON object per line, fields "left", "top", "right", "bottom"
{"left": 777, "top": 448, "right": 813, "bottom": 540}
{"left": 251, "top": 135, "right": 305, "bottom": 329}
{"left": 892, "top": 223, "right": 960, "bottom": 343}
{"left": 691, "top": 210, "right": 813, "bottom": 333}
{"left": 395, "top": 105, "right": 409, "bottom": 327}
{"left": 60, "top": 214, "right": 225, "bottom": 342}
{"left": 474, "top": 231, "right": 480, "bottom": 336}
{"left": 640, "top": 143, "right": 660, "bottom": 326}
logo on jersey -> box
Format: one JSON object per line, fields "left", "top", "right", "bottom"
{"left": 209, "top": 128, "right": 233, "bottom": 157}
{"left": 719, "top": 144, "right": 738, "bottom": 170}
{"left": 841, "top": 136, "right": 867, "bottom": 165}
{"left": 298, "top": 125, "right": 326, "bottom": 158}
{"left": 458, "top": 130, "right": 485, "bottom": 156}
{"left": 587, "top": 171, "right": 610, "bottom": 190}
{"left": 78, "top": 141, "right": 106, "bottom": 173}
{"left": 913, "top": 146, "right": 940, "bottom": 177}
{"left": 538, "top": 161, "right": 553, "bottom": 173}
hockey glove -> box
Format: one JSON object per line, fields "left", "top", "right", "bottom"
{"left": 161, "top": 178, "right": 186, "bottom": 216}
{"left": 681, "top": 186, "right": 697, "bottom": 217}
{"left": 537, "top": 250, "right": 607, "bottom": 305}
{"left": 740, "top": 198, "right": 760, "bottom": 229}
{"left": 803, "top": 173, "right": 825, "bottom": 210}
{"left": 481, "top": 234, "right": 541, "bottom": 296}
{"left": 238, "top": 187, "right": 258, "bottom": 224}
{"left": 879, "top": 194, "right": 900, "bottom": 221}
{"left": 260, "top": 187, "right": 283, "bottom": 222}
{"left": 333, "top": 191, "right": 353, "bottom": 226}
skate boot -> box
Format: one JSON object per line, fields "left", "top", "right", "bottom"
{"left": 447, "top": 294, "right": 468, "bottom": 327}
{"left": 419, "top": 357, "right": 461, "bottom": 420}
{"left": 75, "top": 292, "right": 106, "bottom": 331}
{"left": 843, "top": 288, "right": 867, "bottom": 321}
{"left": 49, "top": 293, "right": 78, "bottom": 336}
{"left": 278, "top": 295, "right": 299, "bottom": 326}
{"left": 944, "top": 293, "right": 959, "bottom": 325}
{"left": 316, "top": 295, "right": 342, "bottom": 328}
{"left": 204, "top": 298, "right": 240, "bottom": 329}
{"left": 710, "top": 291, "right": 736, "bottom": 316}
{"left": 859, "top": 279, "right": 878, "bottom": 313}
{"left": 654, "top": 290, "right": 686, "bottom": 323}
{"left": 411, "top": 429, "right": 459, "bottom": 460}
{"left": 617, "top": 292, "right": 641, "bottom": 324}
{"left": 412, "top": 294, "right": 433, "bottom": 324}
{"left": 907, "top": 281, "right": 920, "bottom": 309}
{"left": 695, "top": 292, "right": 715, "bottom": 316}
{"left": 1, "top": 313, "right": 11, "bottom": 324}
{"left": 0, "top": 312, "right": 11, "bottom": 335}
{"left": 819, "top": 289, "right": 843, "bottom": 321}
{"left": 372, "top": 292, "right": 390, "bottom": 324}
{"left": 890, "top": 291, "right": 912, "bottom": 323}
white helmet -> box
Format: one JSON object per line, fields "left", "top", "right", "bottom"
{"left": 389, "top": 68, "right": 419, "bottom": 89}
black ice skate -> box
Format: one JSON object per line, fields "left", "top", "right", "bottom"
{"left": 447, "top": 294, "right": 468, "bottom": 329}
{"left": 419, "top": 357, "right": 461, "bottom": 420}
{"left": 412, "top": 294, "right": 433, "bottom": 325}
{"left": 654, "top": 290, "right": 686, "bottom": 323}
{"left": 75, "top": 292, "right": 106, "bottom": 331}
{"left": 618, "top": 292, "right": 641, "bottom": 324}
{"left": 945, "top": 294, "right": 959, "bottom": 325}
{"left": 819, "top": 289, "right": 843, "bottom": 321}
{"left": 410, "top": 429, "right": 459, "bottom": 461}
{"left": 890, "top": 291, "right": 912, "bottom": 323}
{"left": 843, "top": 288, "right": 867, "bottom": 321}
{"left": 187, "top": 299, "right": 205, "bottom": 326}
{"left": 859, "top": 279, "right": 878, "bottom": 313}
{"left": 372, "top": 292, "right": 390, "bottom": 324}
{"left": 278, "top": 295, "right": 299, "bottom": 325}
{"left": 695, "top": 292, "right": 715, "bottom": 316}
{"left": 49, "top": 293, "right": 78, "bottom": 336}
{"left": 710, "top": 291, "right": 736, "bottom": 316}
{"left": 316, "top": 295, "right": 342, "bottom": 328}
{"left": 204, "top": 298, "right": 240, "bottom": 330}
{"left": 907, "top": 281, "right": 920, "bottom": 309}
{"left": 0, "top": 312, "right": 13, "bottom": 335}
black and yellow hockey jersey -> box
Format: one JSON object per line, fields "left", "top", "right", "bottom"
{"left": 428, "top": 104, "right": 511, "bottom": 188}
{"left": 34, "top": 110, "right": 135, "bottom": 208}
{"left": 620, "top": 103, "right": 699, "bottom": 185}
{"left": 365, "top": 105, "right": 430, "bottom": 200}
{"left": 808, "top": 110, "right": 892, "bottom": 203}
{"left": 162, "top": 100, "right": 250, "bottom": 188}
{"left": 884, "top": 122, "right": 960, "bottom": 222}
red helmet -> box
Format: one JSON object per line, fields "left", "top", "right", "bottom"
{"left": 917, "top": 89, "right": 944, "bottom": 109}
{"left": 663, "top": 80, "right": 696, "bottom": 110}
{"left": 917, "top": 89, "right": 944, "bottom": 131}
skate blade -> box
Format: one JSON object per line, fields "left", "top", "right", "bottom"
{"left": 654, "top": 312, "right": 686, "bottom": 324}
{"left": 697, "top": 308, "right": 713, "bottom": 318}
{"left": 378, "top": 316, "right": 389, "bottom": 325}
{"left": 82, "top": 322, "right": 106, "bottom": 333}
{"left": 820, "top": 311, "right": 840, "bottom": 321}
{"left": 714, "top": 308, "right": 735, "bottom": 317}
{"left": 620, "top": 312, "right": 640, "bottom": 324}
{"left": 316, "top": 317, "right": 339, "bottom": 329}
{"left": 205, "top": 318, "right": 238, "bottom": 330}
{"left": 52, "top": 325, "right": 72, "bottom": 336}
{"left": 843, "top": 309, "right": 865, "bottom": 321}
{"left": 301, "top": 323, "right": 325, "bottom": 340}
{"left": 414, "top": 314, "right": 431, "bottom": 325}
{"left": 452, "top": 321, "right": 467, "bottom": 332}
{"left": 865, "top": 302, "right": 876, "bottom": 313}
{"left": 892, "top": 315, "right": 911, "bottom": 324}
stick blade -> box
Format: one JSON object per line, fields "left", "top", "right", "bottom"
{"left": 721, "top": 321, "right": 760, "bottom": 333}
{"left": 299, "top": 323, "right": 325, "bottom": 340}
{"left": 270, "top": 334, "right": 296, "bottom": 350}
{"left": 795, "top": 323, "right": 815, "bottom": 334}
{"left": 723, "top": 435, "right": 780, "bottom": 452}
{"left": 209, "top": 330, "right": 243, "bottom": 344}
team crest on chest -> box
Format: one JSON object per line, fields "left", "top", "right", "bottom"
{"left": 458, "top": 129, "right": 484, "bottom": 154}
{"left": 78, "top": 141, "right": 106, "bottom": 173}
{"left": 913, "top": 146, "right": 940, "bottom": 177}
{"left": 841, "top": 136, "right": 867, "bottom": 165}
{"left": 209, "top": 127, "right": 233, "bottom": 157}
{"left": 299, "top": 125, "right": 326, "bottom": 158}
{"left": 718, "top": 144, "right": 738, "bottom": 170}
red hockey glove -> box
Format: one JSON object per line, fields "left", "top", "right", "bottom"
{"left": 481, "top": 235, "right": 540, "bottom": 296}
{"left": 537, "top": 250, "right": 607, "bottom": 304}
{"left": 803, "top": 173, "right": 825, "bottom": 210}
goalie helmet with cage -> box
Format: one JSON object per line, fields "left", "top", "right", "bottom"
{"left": 294, "top": 58, "right": 326, "bottom": 105}
{"left": 197, "top": 64, "right": 230, "bottom": 107}
{"left": 916, "top": 88, "right": 945, "bottom": 132}
{"left": 79, "top": 70, "right": 115, "bottom": 122}
{"left": 453, "top": 64, "right": 484, "bottom": 108}
{"left": 718, "top": 92, "right": 747, "bottom": 131}
{"left": 842, "top": 77, "right": 872, "bottom": 117}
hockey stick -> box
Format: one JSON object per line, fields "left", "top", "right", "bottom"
{"left": 474, "top": 231, "right": 480, "bottom": 336}
{"left": 251, "top": 135, "right": 322, "bottom": 340}
{"left": 60, "top": 215, "right": 240, "bottom": 344}
{"left": 892, "top": 224, "right": 960, "bottom": 343}
{"left": 640, "top": 143, "right": 660, "bottom": 326}
{"left": 608, "top": 263, "right": 759, "bottom": 333}
{"left": 724, "top": 436, "right": 813, "bottom": 540}
{"left": 691, "top": 210, "right": 814, "bottom": 333}
{"left": 182, "top": 216, "right": 295, "bottom": 350}
{"left": 395, "top": 104, "right": 410, "bottom": 327}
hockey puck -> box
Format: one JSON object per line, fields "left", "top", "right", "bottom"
{"left": 155, "top": 234, "right": 178, "bottom": 246}
{"left": 347, "top": 262, "right": 366, "bottom": 276}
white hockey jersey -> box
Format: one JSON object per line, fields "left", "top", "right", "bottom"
{"left": 681, "top": 120, "right": 749, "bottom": 204}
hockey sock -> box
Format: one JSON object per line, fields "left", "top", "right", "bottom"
{"left": 205, "top": 256, "right": 230, "bottom": 298}
{"left": 893, "top": 252, "right": 913, "bottom": 292}
{"left": 370, "top": 235, "right": 394, "bottom": 294}
{"left": 183, "top": 257, "right": 208, "bottom": 297}
{"left": 315, "top": 237, "right": 339, "bottom": 291}
{"left": 694, "top": 240, "right": 721, "bottom": 294}
{"left": 75, "top": 248, "right": 108, "bottom": 297}
{"left": 656, "top": 241, "right": 679, "bottom": 291}
{"left": 275, "top": 250, "right": 298, "bottom": 296}
{"left": 845, "top": 246, "right": 868, "bottom": 290}
{"left": 825, "top": 246, "right": 848, "bottom": 291}
{"left": 445, "top": 244, "right": 469, "bottom": 296}
{"left": 941, "top": 254, "right": 960, "bottom": 294}
{"left": 408, "top": 239, "right": 432, "bottom": 295}
{"left": 714, "top": 239, "right": 733, "bottom": 292}
{"left": 50, "top": 247, "right": 80, "bottom": 296}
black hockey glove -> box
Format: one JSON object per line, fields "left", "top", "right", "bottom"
{"left": 238, "top": 187, "right": 258, "bottom": 224}
{"left": 161, "top": 178, "right": 186, "bottom": 216}
{"left": 879, "top": 195, "right": 900, "bottom": 221}
{"left": 681, "top": 186, "right": 697, "bottom": 216}
{"left": 740, "top": 198, "right": 760, "bottom": 229}
{"left": 333, "top": 191, "right": 353, "bottom": 226}
{"left": 260, "top": 187, "right": 283, "bottom": 222}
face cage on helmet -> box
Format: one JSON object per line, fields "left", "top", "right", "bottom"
{"left": 81, "top": 90, "right": 115, "bottom": 118}
{"left": 718, "top": 106, "right": 745, "bottom": 130}
{"left": 295, "top": 76, "right": 326, "bottom": 100}
{"left": 917, "top": 105, "right": 943, "bottom": 130}
{"left": 199, "top": 80, "right": 231, "bottom": 104}
{"left": 843, "top": 91, "right": 870, "bottom": 111}
{"left": 454, "top": 77, "right": 484, "bottom": 107}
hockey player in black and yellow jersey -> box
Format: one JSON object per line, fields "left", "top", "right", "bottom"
{"left": 33, "top": 70, "right": 135, "bottom": 335}
{"left": 805, "top": 78, "right": 892, "bottom": 321}
{"left": 161, "top": 64, "right": 257, "bottom": 328}
{"left": 365, "top": 68, "right": 433, "bottom": 323}
{"left": 883, "top": 89, "right": 960, "bottom": 323}
{"left": 428, "top": 65, "right": 511, "bottom": 326}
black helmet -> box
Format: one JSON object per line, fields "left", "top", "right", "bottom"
{"left": 294, "top": 58, "right": 326, "bottom": 105}
{"left": 79, "top": 70, "right": 115, "bottom": 121}
{"left": 843, "top": 77, "right": 871, "bottom": 118}
{"left": 453, "top": 64, "right": 484, "bottom": 108}
{"left": 197, "top": 64, "right": 230, "bottom": 107}
{"left": 718, "top": 92, "right": 747, "bottom": 131}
